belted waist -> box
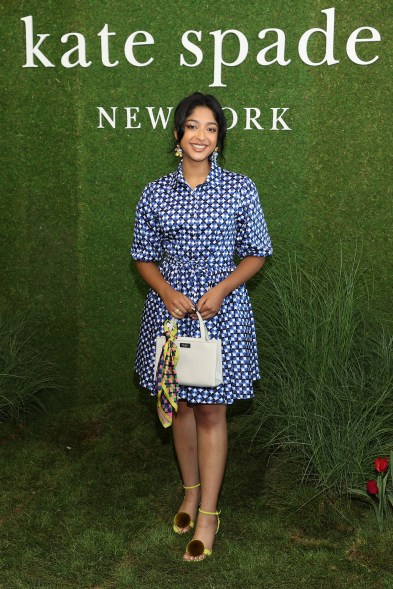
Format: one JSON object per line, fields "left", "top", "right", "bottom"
{"left": 161, "top": 255, "right": 234, "bottom": 274}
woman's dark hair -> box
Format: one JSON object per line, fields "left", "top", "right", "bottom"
{"left": 173, "top": 92, "right": 227, "bottom": 155}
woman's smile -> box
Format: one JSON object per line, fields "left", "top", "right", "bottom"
{"left": 191, "top": 143, "right": 209, "bottom": 151}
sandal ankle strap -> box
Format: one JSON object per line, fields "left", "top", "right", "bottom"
{"left": 198, "top": 508, "right": 221, "bottom": 516}
{"left": 198, "top": 508, "right": 221, "bottom": 534}
{"left": 183, "top": 482, "right": 201, "bottom": 490}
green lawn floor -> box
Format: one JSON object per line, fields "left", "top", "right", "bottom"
{"left": 1, "top": 397, "right": 393, "bottom": 589}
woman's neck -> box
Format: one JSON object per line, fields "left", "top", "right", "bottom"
{"left": 182, "top": 158, "right": 211, "bottom": 190}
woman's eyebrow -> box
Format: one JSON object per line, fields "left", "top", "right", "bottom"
{"left": 186, "top": 118, "right": 218, "bottom": 125}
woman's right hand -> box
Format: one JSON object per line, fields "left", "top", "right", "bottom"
{"left": 134, "top": 262, "right": 196, "bottom": 320}
{"left": 160, "top": 284, "right": 196, "bottom": 319}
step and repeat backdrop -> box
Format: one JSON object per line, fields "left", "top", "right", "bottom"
{"left": 1, "top": 1, "right": 391, "bottom": 399}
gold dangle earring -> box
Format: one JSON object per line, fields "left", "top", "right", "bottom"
{"left": 175, "top": 144, "right": 183, "bottom": 158}
{"left": 212, "top": 147, "right": 219, "bottom": 161}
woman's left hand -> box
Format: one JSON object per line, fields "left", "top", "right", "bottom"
{"left": 196, "top": 285, "right": 226, "bottom": 320}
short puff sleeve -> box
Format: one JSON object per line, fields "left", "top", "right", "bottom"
{"left": 131, "top": 185, "right": 164, "bottom": 262}
{"left": 235, "top": 178, "right": 273, "bottom": 258}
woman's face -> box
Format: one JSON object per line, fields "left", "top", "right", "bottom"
{"left": 176, "top": 106, "right": 219, "bottom": 164}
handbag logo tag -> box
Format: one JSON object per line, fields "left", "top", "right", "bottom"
{"left": 180, "top": 343, "right": 191, "bottom": 348}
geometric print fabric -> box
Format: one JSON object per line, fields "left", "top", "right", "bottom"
{"left": 131, "top": 159, "right": 273, "bottom": 404}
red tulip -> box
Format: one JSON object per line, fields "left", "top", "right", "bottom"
{"left": 366, "top": 480, "right": 378, "bottom": 495}
{"left": 374, "top": 457, "right": 389, "bottom": 473}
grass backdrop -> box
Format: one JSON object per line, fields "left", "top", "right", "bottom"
{"left": 1, "top": 2, "right": 393, "bottom": 587}
{"left": 1, "top": 1, "right": 392, "bottom": 400}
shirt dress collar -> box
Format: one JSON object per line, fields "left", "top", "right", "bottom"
{"left": 173, "top": 157, "right": 222, "bottom": 190}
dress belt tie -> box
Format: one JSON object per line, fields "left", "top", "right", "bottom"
{"left": 161, "top": 256, "right": 235, "bottom": 305}
{"left": 163, "top": 255, "right": 234, "bottom": 273}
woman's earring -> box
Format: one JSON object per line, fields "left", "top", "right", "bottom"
{"left": 212, "top": 147, "right": 219, "bottom": 161}
{"left": 175, "top": 144, "right": 183, "bottom": 158}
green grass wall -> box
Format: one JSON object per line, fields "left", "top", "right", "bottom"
{"left": 1, "top": 0, "right": 392, "bottom": 404}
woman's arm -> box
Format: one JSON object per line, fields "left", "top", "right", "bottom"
{"left": 197, "top": 256, "right": 265, "bottom": 320}
{"left": 135, "top": 261, "right": 196, "bottom": 318}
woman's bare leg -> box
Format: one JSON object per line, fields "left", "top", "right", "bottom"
{"left": 183, "top": 404, "right": 227, "bottom": 560}
{"left": 172, "top": 401, "right": 200, "bottom": 532}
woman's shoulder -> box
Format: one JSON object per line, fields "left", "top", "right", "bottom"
{"left": 220, "top": 167, "right": 257, "bottom": 191}
{"left": 143, "top": 169, "right": 177, "bottom": 192}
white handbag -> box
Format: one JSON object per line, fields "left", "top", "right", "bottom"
{"left": 155, "top": 311, "right": 223, "bottom": 387}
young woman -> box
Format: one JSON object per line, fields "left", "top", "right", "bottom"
{"left": 131, "top": 92, "right": 272, "bottom": 561}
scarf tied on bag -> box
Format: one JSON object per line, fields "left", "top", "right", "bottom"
{"left": 155, "top": 320, "right": 179, "bottom": 428}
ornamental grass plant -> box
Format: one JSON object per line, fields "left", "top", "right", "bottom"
{"left": 0, "top": 313, "right": 60, "bottom": 422}
{"left": 243, "top": 247, "right": 393, "bottom": 496}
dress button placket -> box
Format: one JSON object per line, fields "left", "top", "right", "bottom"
{"left": 190, "top": 186, "right": 198, "bottom": 304}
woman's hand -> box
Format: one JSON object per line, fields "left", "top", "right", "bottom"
{"left": 160, "top": 284, "right": 196, "bottom": 319}
{"left": 196, "top": 285, "right": 226, "bottom": 320}
{"left": 196, "top": 257, "right": 266, "bottom": 320}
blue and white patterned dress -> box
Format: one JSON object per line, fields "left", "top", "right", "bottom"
{"left": 131, "top": 158, "right": 272, "bottom": 404}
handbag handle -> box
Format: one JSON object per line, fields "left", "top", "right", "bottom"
{"left": 170, "top": 310, "right": 210, "bottom": 341}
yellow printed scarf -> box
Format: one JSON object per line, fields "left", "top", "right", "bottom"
{"left": 155, "top": 320, "right": 179, "bottom": 427}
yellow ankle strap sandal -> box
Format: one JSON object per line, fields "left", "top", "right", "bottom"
{"left": 173, "top": 483, "right": 201, "bottom": 534}
{"left": 185, "top": 508, "right": 221, "bottom": 560}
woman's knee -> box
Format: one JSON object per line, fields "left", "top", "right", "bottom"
{"left": 194, "top": 404, "right": 227, "bottom": 428}
{"left": 174, "top": 400, "right": 194, "bottom": 419}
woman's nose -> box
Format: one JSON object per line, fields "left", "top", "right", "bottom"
{"left": 196, "top": 127, "right": 207, "bottom": 141}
